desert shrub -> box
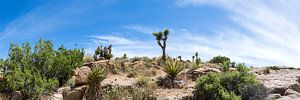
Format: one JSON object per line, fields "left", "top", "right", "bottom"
{"left": 236, "top": 63, "right": 250, "bottom": 74}
{"left": 263, "top": 67, "right": 270, "bottom": 74}
{"left": 195, "top": 73, "right": 238, "bottom": 100}
{"left": 163, "top": 60, "right": 183, "bottom": 81}
{"left": 86, "top": 68, "right": 107, "bottom": 100}
{"left": 1, "top": 39, "right": 84, "bottom": 98}
{"left": 221, "top": 61, "right": 230, "bottom": 72}
{"left": 102, "top": 85, "right": 125, "bottom": 99}
{"left": 238, "top": 83, "right": 268, "bottom": 100}
{"left": 195, "top": 63, "right": 267, "bottom": 100}
{"left": 209, "top": 55, "right": 230, "bottom": 64}
{"left": 83, "top": 54, "right": 95, "bottom": 63}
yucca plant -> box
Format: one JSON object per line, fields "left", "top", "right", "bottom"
{"left": 163, "top": 60, "right": 183, "bottom": 81}
{"left": 85, "top": 68, "right": 107, "bottom": 100}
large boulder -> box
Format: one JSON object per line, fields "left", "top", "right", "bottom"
{"left": 62, "top": 85, "right": 87, "bottom": 100}
{"left": 75, "top": 66, "right": 92, "bottom": 85}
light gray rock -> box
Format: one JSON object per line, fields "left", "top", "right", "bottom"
{"left": 74, "top": 66, "right": 92, "bottom": 85}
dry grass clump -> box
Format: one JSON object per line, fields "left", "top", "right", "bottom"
{"left": 83, "top": 54, "right": 95, "bottom": 63}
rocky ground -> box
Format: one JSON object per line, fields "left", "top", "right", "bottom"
{"left": 2, "top": 59, "right": 300, "bottom": 100}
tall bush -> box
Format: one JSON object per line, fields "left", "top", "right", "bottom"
{"left": 2, "top": 39, "right": 84, "bottom": 98}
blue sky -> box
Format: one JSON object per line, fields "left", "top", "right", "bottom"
{"left": 1, "top": 0, "right": 300, "bottom": 67}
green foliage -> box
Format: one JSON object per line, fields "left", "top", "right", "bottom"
{"left": 221, "top": 61, "right": 230, "bottom": 72}
{"left": 86, "top": 68, "right": 107, "bottom": 100}
{"left": 94, "top": 45, "right": 113, "bottom": 60}
{"left": 163, "top": 60, "right": 183, "bottom": 81}
{"left": 195, "top": 63, "right": 267, "bottom": 100}
{"left": 238, "top": 83, "right": 267, "bottom": 100}
{"left": 2, "top": 39, "right": 84, "bottom": 98}
{"left": 209, "top": 55, "right": 230, "bottom": 64}
{"left": 236, "top": 63, "right": 250, "bottom": 73}
{"left": 153, "top": 29, "right": 169, "bottom": 61}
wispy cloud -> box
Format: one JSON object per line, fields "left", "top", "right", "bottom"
{"left": 123, "top": 24, "right": 161, "bottom": 34}
{"left": 174, "top": 0, "right": 300, "bottom": 66}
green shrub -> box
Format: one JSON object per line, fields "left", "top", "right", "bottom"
{"left": 163, "top": 60, "right": 183, "bottom": 81}
{"left": 195, "top": 63, "right": 267, "bottom": 100}
{"left": 236, "top": 63, "right": 250, "bottom": 74}
{"left": 221, "top": 61, "right": 230, "bottom": 72}
{"left": 2, "top": 39, "right": 84, "bottom": 98}
{"left": 86, "top": 68, "right": 107, "bottom": 100}
{"left": 195, "top": 73, "right": 232, "bottom": 100}
{"left": 209, "top": 55, "right": 230, "bottom": 64}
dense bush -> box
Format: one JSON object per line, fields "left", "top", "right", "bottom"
{"left": 1, "top": 39, "right": 84, "bottom": 98}
{"left": 195, "top": 73, "right": 241, "bottom": 100}
{"left": 195, "top": 63, "right": 267, "bottom": 100}
{"left": 209, "top": 55, "right": 230, "bottom": 64}
{"left": 221, "top": 61, "right": 230, "bottom": 72}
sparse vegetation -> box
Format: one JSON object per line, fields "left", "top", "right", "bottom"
{"left": 83, "top": 54, "right": 95, "bottom": 63}
{"left": 94, "top": 45, "right": 113, "bottom": 61}
{"left": 86, "top": 67, "right": 107, "bottom": 100}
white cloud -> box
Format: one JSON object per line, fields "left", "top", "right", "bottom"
{"left": 123, "top": 24, "right": 162, "bottom": 34}
{"left": 174, "top": 0, "right": 300, "bottom": 67}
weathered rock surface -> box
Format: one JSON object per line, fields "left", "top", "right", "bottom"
{"left": 101, "top": 74, "right": 135, "bottom": 88}
{"left": 188, "top": 66, "right": 221, "bottom": 80}
{"left": 62, "top": 85, "right": 87, "bottom": 100}
{"left": 75, "top": 66, "right": 92, "bottom": 85}
{"left": 254, "top": 68, "right": 300, "bottom": 100}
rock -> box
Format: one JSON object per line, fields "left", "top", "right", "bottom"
{"left": 285, "top": 89, "right": 300, "bottom": 96}
{"left": 188, "top": 67, "right": 221, "bottom": 80}
{"left": 10, "top": 91, "right": 23, "bottom": 100}
{"left": 75, "top": 66, "right": 92, "bottom": 85}
{"left": 82, "top": 62, "right": 94, "bottom": 67}
{"left": 268, "top": 94, "right": 281, "bottom": 99}
{"left": 62, "top": 85, "right": 87, "bottom": 100}
{"left": 40, "top": 93, "right": 63, "bottom": 100}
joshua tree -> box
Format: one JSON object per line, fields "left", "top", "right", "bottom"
{"left": 192, "top": 56, "right": 195, "bottom": 63}
{"left": 178, "top": 56, "right": 182, "bottom": 61}
{"left": 194, "top": 52, "right": 201, "bottom": 65}
{"left": 153, "top": 29, "right": 169, "bottom": 61}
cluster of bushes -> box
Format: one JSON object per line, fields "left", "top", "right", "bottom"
{"left": 209, "top": 55, "right": 230, "bottom": 64}
{"left": 0, "top": 39, "right": 84, "bottom": 98}
{"left": 195, "top": 63, "right": 268, "bottom": 100}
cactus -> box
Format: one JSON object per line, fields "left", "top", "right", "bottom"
{"left": 153, "top": 29, "right": 169, "bottom": 61}
{"left": 194, "top": 52, "right": 201, "bottom": 65}
{"left": 94, "top": 44, "right": 113, "bottom": 61}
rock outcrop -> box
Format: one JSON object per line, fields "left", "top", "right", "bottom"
{"left": 188, "top": 66, "right": 221, "bottom": 80}
{"left": 74, "top": 66, "right": 92, "bottom": 85}
{"left": 62, "top": 85, "right": 87, "bottom": 100}
{"left": 254, "top": 68, "right": 300, "bottom": 100}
